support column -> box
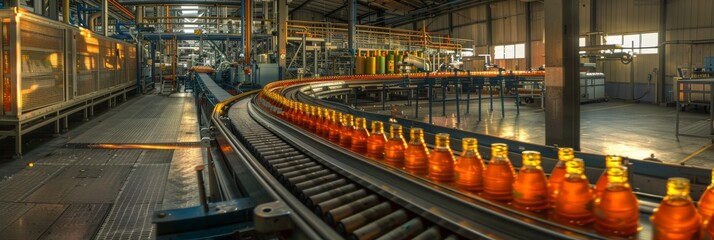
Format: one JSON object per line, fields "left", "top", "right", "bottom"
{"left": 544, "top": 0, "right": 580, "bottom": 150}
{"left": 485, "top": 4, "right": 492, "bottom": 53}
{"left": 448, "top": 12, "right": 453, "bottom": 36}
{"left": 102, "top": 0, "right": 108, "bottom": 36}
{"left": 657, "top": 0, "right": 667, "bottom": 104}
{"left": 244, "top": 0, "right": 252, "bottom": 65}
{"left": 136, "top": 6, "right": 144, "bottom": 27}
{"left": 525, "top": 2, "right": 531, "bottom": 70}
{"left": 348, "top": 0, "right": 357, "bottom": 75}
{"left": 277, "top": 0, "right": 288, "bottom": 79}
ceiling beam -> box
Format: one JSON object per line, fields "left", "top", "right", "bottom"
{"left": 324, "top": 5, "right": 346, "bottom": 17}
{"left": 290, "top": 0, "right": 316, "bottom": 15}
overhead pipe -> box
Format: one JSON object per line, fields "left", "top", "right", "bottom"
{"left": 108, "top": 0, "right": 135, "bottom": 19}
{"left": 89, "top": 12, "right": 102, "bottom": 30}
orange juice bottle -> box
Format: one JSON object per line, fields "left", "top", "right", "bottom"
{"left": 366, "top": 121, "right": 387, "bottom": 160}
{"left": 651, "top": 177, "right": 702, "bottom": 239}
{"left": 404, "top": 128, "right": 429, "bottom": 176}
{"left": 328, "top": 112, "right": 343, "bottom": 143}
{"left": 320, "top": 108, "right": 332, "bottom": 138}
{"left": 698, "top": 169, "right": 714, "bottom": 227}
{"left": 292, "top": 102, "right": 303, "bottom": 124}
{"left": 594, "top": 166, "right": 639, "bottom": 237}
{"left": 339, "top": 114, "right": 354, "bottom": 148}
{"left": 428, "top": 133, "right": 456, "bottom": 183}
{"left": 285, "top": 101, "right": 295, "bottom": 122}
{"left": 554, "top": 158, "right": 594, "bottom": 225}
{"left": 454, "top": 138, "right": 485, "bottom": 192}
{"left": 549, "top": 147, "right": 574, "bottom": 207}
{"left": 314, "top": 108, "right": 326, "bottom": 136}
{"left": 351, "top": 117, "right": 370, "bottom": 154}
{"left": 594, "top": 155, "right": 623, "bottom": 198}
{"left": 300, "top": 104, "right": 310, "bottom": 128}
{"left": 310, "top": 107, "right": 322, "bottom": 135}
{"left": 309, "top": 106, "right": 321, "bottom": 133}
{"left": 384, "top": 124, "right": 407, "bottom": 168}
{"left": 512, "top": 151, "right": 549, "bottom": 211}
{"left": 483, "top": 143, "right": 515, "bottom": 202}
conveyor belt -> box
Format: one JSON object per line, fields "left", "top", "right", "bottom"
{"left": 200, "top": 73, "right": 713, "bottom": 239}
{"left": 225, "top": 96, "right": 460, "bottom": 239}
{"left": 215, "top": 92, "right": 623, "bottom": 239}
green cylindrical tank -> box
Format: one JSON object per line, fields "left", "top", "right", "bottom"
{"left": 394, "top": 54, "right": 403, "bottom": 74}
{"left": 386, "top": 53, "right": 395, "bottom": 74}
{"left": 366, "top": 56, "right": 377, "bottom": 75}
{"left": 355, "top": 54, "right": 365, "bottom": 75}
{"left": 377, "top": 54, "right": 386, "bottom": 74}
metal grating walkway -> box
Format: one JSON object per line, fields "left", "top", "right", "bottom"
{"left": 0, "top": 93, "right": 204, "bottom": 240}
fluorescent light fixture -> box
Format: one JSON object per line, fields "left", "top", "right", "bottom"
{"left": 181, "top": 5, "right": 199, "bottom": 9}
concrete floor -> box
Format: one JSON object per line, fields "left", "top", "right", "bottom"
{"left": 0, "top": 93, "right": 204, "bottom": 240}
{"left": 358, "top": 98, "right": 714, "bottom": 168}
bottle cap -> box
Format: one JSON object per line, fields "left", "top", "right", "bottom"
{"left": 491, "top": 143, "right": 508, "bottom": 158}
{"left": 566, "top": 158, "right": 585, "bottom": 176}
{"left": 666, "top": 177, "right": 690, "bottom": 198}
{"left": 558, "top": 147, "right": 574, "bottom": 161}
{"left": 605, "top": 155, "right": 623, "bottom": 168}
{"left": 371, "top": 121, "right": 384, "bottom": 133}
{"left": 435, "top": 133, "right": 450, "bottom": 148}
{"left": 522, "top": 151, "right": 541, "bottom": 167}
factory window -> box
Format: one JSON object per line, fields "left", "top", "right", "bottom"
{"left": 579, "top": 37, "right": 586, "bottom": 54}
{"left": 603, "top": 32, "right": 659, "bottom": 54}
{"left": 493, "top": 43, "right": 525, "bottom": 60}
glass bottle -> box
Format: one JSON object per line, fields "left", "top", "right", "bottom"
{"left": 698, "top": 169, "right": 714, "bottom": 227}
{"left": 454, "top": 138, "right": 485, "bottom": 192}
{"left": 286, "top": 101, "right": 296, "bottom": 123}
{"left": 384, "top": 124, "right": 407, "bottom": 168}
{"left": 366, "top": 121, "right": 387, "bottom": 160}
{"left": 554, "top": 158, "right": 594, "bottom": 225}
{"left": 549, "top": 147, "right": 574, "bottom": 207}
{"left": 512, "top": 151, "right": 549, "bottom": 211}
{"left": 328, "top": 112, "right": 343, "bottom": 143}
{"left": 404, "top": 128, "right": 429, "bottom": 176}
{"left": 428, "top": 133, "right": 456, "bottom": 183}
{"left": 310, "top": 106, "right": 321, "bottom": 133}
{"left": 300, "top": 104, "right": 310, "bottom": 128}
{"left": 339, "top": 114, "right": 354, "bottom": 148}
{"left": 293, "top": 102, "right": 304, "bottom": 125}
{"left": 594, "top": 155, "right": 623, "bottom": 198}
{"left": 483, "top": 143, "right": 516, "bottom": 202}
{"left": 310, "top": 107, "right": 322, "bottom": 135}
{"left": 320, "top": 108, "right": 332, "bottom": 138}
{"left": 350, "top": 117, "right": 370, "bottom": 154}
{"left": 651, "top": 177, "right": 701, "bottom": 239}
{"left": 594, "top": 166, "right": 639, "bottom": 237}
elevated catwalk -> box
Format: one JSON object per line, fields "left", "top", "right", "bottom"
{"left": 0, "top": 93, "right": 203, "bottom": 239}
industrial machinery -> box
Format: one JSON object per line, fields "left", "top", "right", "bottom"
{"left": 579, "top": 72, "right": 608, "bottom": 103}
{"left": 0, "top": 10, "right": 137, "bottom": 157}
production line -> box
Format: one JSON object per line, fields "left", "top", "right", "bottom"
{"left": 158, "top": 71, "right": 713, "bottom": 239}
{"left": 2, "top": 0, "right": 714, "bottom": 239}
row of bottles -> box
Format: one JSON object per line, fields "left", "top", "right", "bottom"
{"left": 258, "top": 92, "right": 714, "bottom": 239}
